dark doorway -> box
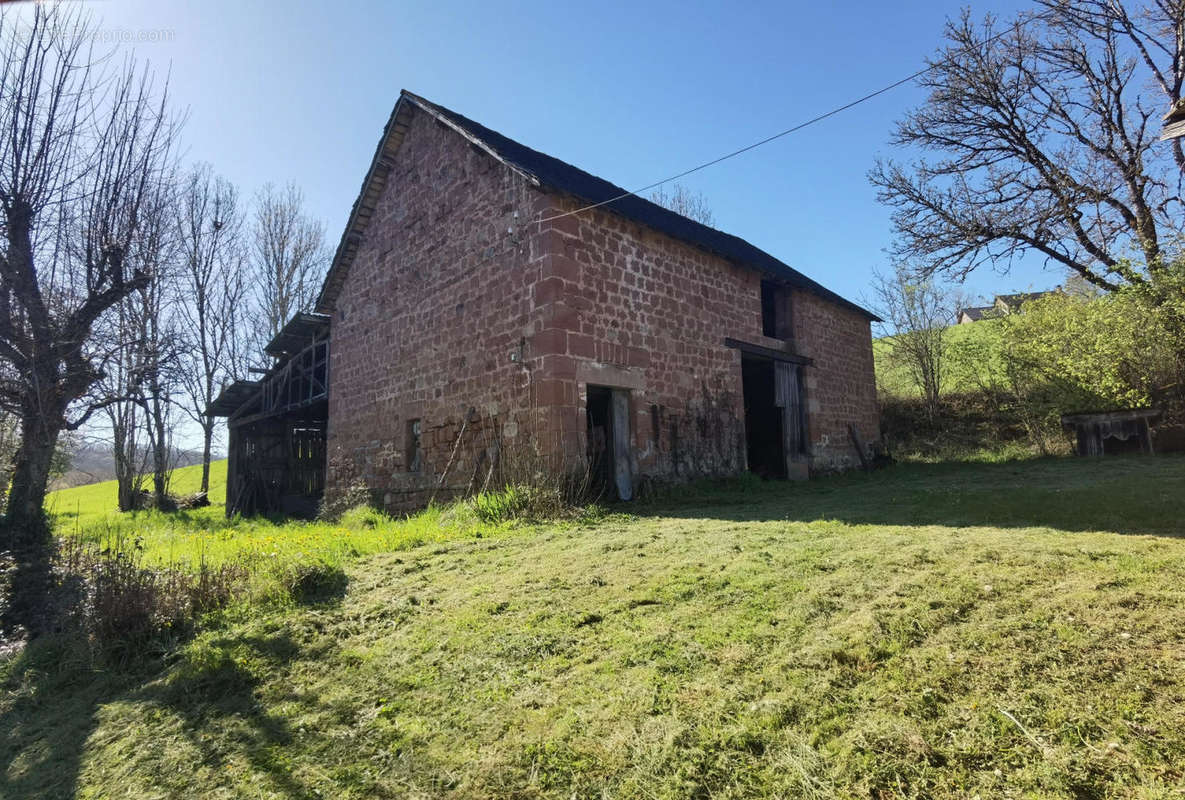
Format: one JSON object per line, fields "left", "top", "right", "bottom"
{"left": 586, "top": 385, "right": 633, "bottom": 500}
{"left": 1101, "top": 434, "right": 1146, "bottom": 456}
{"left": 587, "top": 385, "right": 611, "bottom": 494}
{"left": 742, "top": 357, "right": 786, "bottom": 478}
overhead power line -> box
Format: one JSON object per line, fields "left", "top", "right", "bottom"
{"left": 535, "top": 9, "right": 1050, "bottom": 226}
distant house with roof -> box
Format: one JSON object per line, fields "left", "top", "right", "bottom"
{"left": 211, "top": 91, "right": 881, "bottom": 516}
{"left": 958, "top": 290, "right": 1059, "bottom": 325}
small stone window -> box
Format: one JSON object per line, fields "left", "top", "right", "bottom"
{"left": 406, "top": 418, "right": 422, "bottom": 472}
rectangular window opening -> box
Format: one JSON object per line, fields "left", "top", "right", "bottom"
{"left": 406, "top": 418, "right": 422, "bottom": 472}
{"left": 761, "top": 281, "right": 793, "bottom": 340}
{"left": 761, "top": 281, "right": 779, "bottom": 338}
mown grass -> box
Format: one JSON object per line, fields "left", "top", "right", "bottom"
{"left": 44, "top": 461, "right": 543, "bottom": 581}
{"left": 5, "top": 455, "right": 1185, "bottom": 799}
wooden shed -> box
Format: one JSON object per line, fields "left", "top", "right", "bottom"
{"left": 209, "top": 313, "right": 330, "bottom": 517}
{"left": 1061, "top": 409, "right": 1160, "bottom": 457}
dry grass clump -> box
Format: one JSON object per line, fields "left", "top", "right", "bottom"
{"left": 50, "top": 535, "right": 248, "bottom": 662}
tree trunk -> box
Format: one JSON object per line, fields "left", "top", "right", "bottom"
{"left": 1, "top": 410, "right": 61, "bottom": 635}
{"left": 112, "top": 414, "right": 138, "bottom": 512}
{"left": 150, "top": 394, "right": 169, "bottom": 508}
{"left": 200, "top": 420, "right": 213, "bottom": 494}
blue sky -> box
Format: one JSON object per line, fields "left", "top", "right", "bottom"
{"left": 77, "top": 0, "right": 1052, "bottom": 309}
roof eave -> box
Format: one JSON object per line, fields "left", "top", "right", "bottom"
{"left": 539, "top": 185, "right": 882, "bottom": 322}
{"left": 316, "top": 90, "right": 880, "bottom": 324}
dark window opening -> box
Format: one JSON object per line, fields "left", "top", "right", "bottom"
{"left": 406, "top": 418, "right": 422, "bottom": 472}
{"left": 761, "top": 281, "right": 793, "bottom": 340}
{"left": 761, "top": 281, "right": 779, "bottom": 338}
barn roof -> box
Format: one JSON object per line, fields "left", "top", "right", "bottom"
{"left": 316, "top": 90, "right": 877, "bottom": 321}
{"left": 264, "top": 312, "right": 330, "bottom": 358}
{"left": 958, "top": 305, "right": 994, "bottom": 321}
{"left": 208, "top": 380, "right": 261, "bottom": 417}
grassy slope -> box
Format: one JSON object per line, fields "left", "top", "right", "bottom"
{"left": 43, "top": 459, "right": 534, "bottom": 574}
{"left": 47, "top": 460, "right": 229, "bottom": 529}
{"left": 875, "top": 320, "right": 1003, "bottom": 398}
{"left": 6, "top": 456, "right": 1185, "bottom": 799}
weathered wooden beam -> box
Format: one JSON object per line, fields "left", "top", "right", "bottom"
{"left": 724, "top": 337, "right": 813, "bottom": 365}
{"left": 847, "top": 423, "right": 871, "bottom": 471}
{"left": 1160, "top": 117, "right": 1185, "bottom": 141}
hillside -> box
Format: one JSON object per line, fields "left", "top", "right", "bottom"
{"left": 51, "top": 444, "right": 208, "bottom": 490}
{"left": 874, "top": 319, "right": 1005, "bottom": 399}
{"left": 47, "top": 460, "right": 228, "bottom": 530}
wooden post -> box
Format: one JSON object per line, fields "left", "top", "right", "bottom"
{"left": 1140, "top": 418, "right": 1155, "bottom": 455}
{"left": 430, "top": 407, "right": 476, "bottom": 506}
{"left": 610, "top": 390, "right": 633, "bottom": 501}
{"left": 226, "top": 425, "right": 239, "bottom": 517}
{"left": 847, "top": 423, "right": 871, "bottom": 471}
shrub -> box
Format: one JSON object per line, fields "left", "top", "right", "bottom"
{"left": 466, "top": 476, "right": 605, "bottom": 523}
{"left": 51, "top": 536, "right": 248, "bottom": 662}
{"left": 470, "top": 486, "right": 533, "bottom": 523}
{"left": 879, "top": 391, "right": 1055, "bottom": 462}
{"left": 339, "top": 505, "right": 392, "bottom": 530}
{"left": 319, "top": 449, "right": 376, "bottom": 521}
{"left": 935, "top": 274, "right": 1185, "bottom": 453}
{"left": 998, "top": 292, "right": 1175, "bottom": 411}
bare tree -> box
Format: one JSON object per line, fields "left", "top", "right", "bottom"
{"left": 134, "top": 190, "right": 185, "bottom": 508}
{"left": 251, "top": 183, "right": 327, "bottom": 346}
{"left": 0, "top": 6, "right": 178, "bottom": 631}
{"left": 871, "top": 2, "right": 1185, "bottom": 292}
{"left": 870, "top": 267, "right": 965, "bottom": 416}
{"left": 175, "top": 164, "right": 248, "bottom": 494}
{"left": 95, "top": 257, "right": 184, "bottom": 514}
{"left": 98, "top": 297, "right": 149, "bottom": 511}
{"left": 649, "top": 182, "right": 716, "bottom": 227}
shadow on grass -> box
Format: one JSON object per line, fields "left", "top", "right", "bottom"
{"left": 289, "top": 564, "right": 349, "bottom": 606}
{"left": 0, "top": 631, "right": 323, "bottom": 800}
{"left": 0, "top": 639, "right": 116, "bottom": 800}
{"left": 137, "top": 631, "right": 323, "bottom": 799}
{"left": 632, "top": 454, "right": 1185, "bottom": 538}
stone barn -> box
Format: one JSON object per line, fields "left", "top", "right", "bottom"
{"left": 213, "top": 90, "right": 880, "bottom": 515}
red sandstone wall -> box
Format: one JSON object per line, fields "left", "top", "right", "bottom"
{"left": 791, "top": 291, "right": 880, "bottom": 469}
{"left": 529, "top": 199, "right": 752, "bottom": 481}
{"left": 531, "top": 194, "right": 880, "bottom": 479}
{"left": 327, "top": 106, "right": 879, "bottom": 510}
{"left": 326, "top": 107, "right": 554, "bottom": 510}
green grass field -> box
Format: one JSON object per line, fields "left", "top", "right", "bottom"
{"left": 44, "top": 460, "right": 533, "bottom": 576}
{"left": 5, "top": 455, "right": 1185, "bottom": 798}
{"left": 47, "top": 460, "right": 228, "bottom": 531}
